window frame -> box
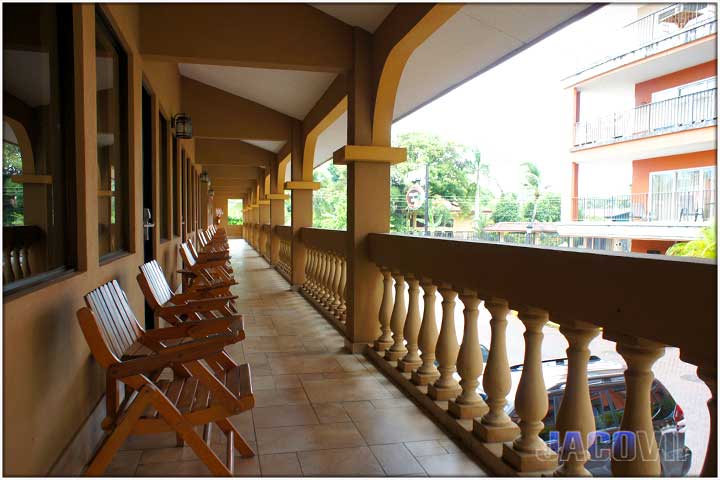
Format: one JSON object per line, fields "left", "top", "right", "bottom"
{"left": 2, "top": 4, "right": 78, "bottom": 297}
{"left": 95, "top": 6, "right": 130, "bottom": 262}
{"left": 158, "top": 111, "right": 170, "bottom": 241}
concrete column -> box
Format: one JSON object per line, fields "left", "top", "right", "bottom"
{"left": 286, "top": 121, "right": 319, "bottom": 287}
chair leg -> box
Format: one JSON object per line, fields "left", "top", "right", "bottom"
{"left": 215, "top": 418, "right": 255, "bottom": 458}
{"left": 152, "top": 390, "right": 230, "bottom": 476}
{"left": 85, "top": 386, "right": 153, "bottom": 476}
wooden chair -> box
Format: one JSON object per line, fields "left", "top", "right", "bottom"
{"left": 189, "top": 238, "right": 233, "bottom": 273}
{"left": 137, "top": 260, "right": 240, "bottom": 333}
{"left": 78, "top": 280, "right": 255, "bottom": 476}
{"left": 180, "top": 242, "right": 236, "bottom": 290}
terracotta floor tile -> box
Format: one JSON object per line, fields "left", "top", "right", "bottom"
{"left": 252, "top": 404, "right": 319, "bottom": 428}
{"left": 298, "top": 446, "right": 385, "bottom": 476}
{"left": 416, "top": 453, "right": 487, "bottom": 476}
{"left": 105, "top": 450, "right": 142, "bottom": 476}
{"left": 312, "top": 402, "right": 351, "bottom": 423}
{"left": 268, "top": 353, "right": 345, "bottom": 374}
{"left": 259, "top": 453, "right": 302, "bottom": 476}
{"left": 255, "top": 422, "right": 366, "bottom": 454}
{"left": 404, "top": 440, "right": 448, "bottom": 457}
{"left": 134, "top": 459, "right": 213, "bottom": 476}
{"left": 302, "top": 377, "right": 395, "bottom": 403}
{"left": 370, "top": 443, "right": 425, "bottom": 476}
{"left": 253, "top": 387, "right": 309, "bottom": 407}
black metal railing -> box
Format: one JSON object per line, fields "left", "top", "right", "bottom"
{"left": 624, "top": 3, "right": 716, "bottom": 49}
{"left": 573, "top": 189, "right": 716, "bottom": 222}
{"left": 574, "top": 88, "right": 717, "bottom": 147}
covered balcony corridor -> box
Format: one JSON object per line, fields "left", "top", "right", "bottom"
{"left": 101, "top": 239, "right": 486, "bottom": 476}
{"left": 2, "top": 3, "right": 716, "bottom": 478}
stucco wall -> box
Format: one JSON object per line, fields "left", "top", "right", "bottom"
{"left": 634, "top": 60, "right": 717, "bottom": 105}
{"left": 2, "top": 4, "right": 201, "bottom": 474}
{"left": 631, "top": 149, "right": 716, "bottom": 194}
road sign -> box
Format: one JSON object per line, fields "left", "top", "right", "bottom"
{"left": 406, "top": 184, "right": 425, "bottom": 210}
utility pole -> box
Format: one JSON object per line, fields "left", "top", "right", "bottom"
{"left": 424, "top": 162, "right": 429, "bottom": 236}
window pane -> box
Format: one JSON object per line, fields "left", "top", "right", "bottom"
{"left": 96, "top": 10, "right": 129, "bottom": 258}
{"left": 228, "top": 199, "right": 243, "bottom": 225}
{"left": 159, "top": 114, "right": 169, "bottom": 240}
{"left": 3, "top": 4, "right": 76, "bottom": 293}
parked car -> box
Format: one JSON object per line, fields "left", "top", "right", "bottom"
{"left": 502, "top": 356, "right": 691, "bottom": 476}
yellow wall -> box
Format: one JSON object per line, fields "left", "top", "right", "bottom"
{"left": 2, "top": 4, "right": 204, "bottom": 474}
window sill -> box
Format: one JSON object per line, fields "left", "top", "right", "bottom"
{"left": 99, "top": 250, "right": 132, "bottom": 266}
{"left": 3, "top": 267, "right": 80, "bottom": 302}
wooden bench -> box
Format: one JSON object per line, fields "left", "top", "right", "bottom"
{"left": 78, "top": 280, "right": 255, "bottom": 476}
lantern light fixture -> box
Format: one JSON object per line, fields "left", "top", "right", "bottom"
{"left": 172, "top": 113, "right": 192, "bottom": 139}
{"left": 208, "top": 188, "right": 215, "bottom": 199}
{"left": 200, "top": 170, "right": 209, "bottom": 183}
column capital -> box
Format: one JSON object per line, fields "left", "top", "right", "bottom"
{"left": 333, "top": 145, "right": 406, "bottom": 165}
{"left": 284, "top": 181, "right": 321, "bottom": 190}
{"left": 266, "top": 193, "right": 290, "bottom": 200}
{"left": 257, "top": 200, "right": 270, "bottom": 206}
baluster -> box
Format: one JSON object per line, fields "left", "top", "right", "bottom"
{"left": 309, "top": 249, "right": 319, "bottom": 292}
{"left": 502, "top": 307, "right": 558, "bottom": 472}
{"left": 321, "top": 251, "right": 335, "bottom": 308}
{"left": 397, "top": 274, "right": 422, "bottom": 372}
{"left": 554, "top": 322, "right": 600, "bottom": 477}
{"left": 373, "top": 267, "right": 394, "bottom": 352}
{"left": 20, "top": 245, "right": 31, "bottom": 278}
{"left": 303, "top": 248, "right": 313, "bottom": 291}
{"left": 699, "top": 366, "right": 717, "bottom": 477}
{"left": 330, "top": 253, "right": 342, "bottom": 313}
{"left": 428, "top": 285, "right": 461, "bottom": 400}
{"left": 412, "top": 279, "right": 440, "bottom": 385}
{"left": 474, "top": 298, "right": 519, "bottom": 442}
{"left": 610, "top": 337, "right": 664, "bottom": 477}
{"left": 312, "top": 251, "right": 325, "bottom": 299}
{"left": 448, "top": 289, "right": 488, "bottom": 418}
{"left": 321, "top": 251, "right": 332, "bottom": 305}
{"left": 336, "top": 257, "right": 347, "bottom": 322}
{"left": 385, "top": 272, "right": 407, "bottom": 361}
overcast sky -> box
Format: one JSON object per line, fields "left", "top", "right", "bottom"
{"left": 392, "top": 4, "right": 639, "bottom": 197}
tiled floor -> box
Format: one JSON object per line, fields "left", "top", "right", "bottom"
{"left": 106, "top": 240, "right": 487, "bottom": 477}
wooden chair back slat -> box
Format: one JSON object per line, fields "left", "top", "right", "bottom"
{"left": 86, "top": 290, "right": 125, "bottom": 358}
{"left": 98, "top": 285, "right": 134, "bottom": 353}
{"left": 180, "top": 243, "right": 197, "bottom": 268}
{"left": 109, "top": 280, "right": 144, "bottom": 339}
{"left": 84, "top": 281, "right": 142, "bottom": 358}
{"left": 138, "top": 260, "right": 174, "bottom": 308}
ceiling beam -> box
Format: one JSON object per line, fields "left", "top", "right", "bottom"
{"left": 182, "top": 77, "right": 294, "bottom": 141}
{"left": 206, "top": 165, "right": 264, "bottom": 182}
{"left": 196, "top": 138, "right": 274, "bottom": 168}
{"left": 139, "top": 4, "right": 353, "bottom": 72}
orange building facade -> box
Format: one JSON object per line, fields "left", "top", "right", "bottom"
{"left": 560, "top": 3, "right": 717, "bottom": 254}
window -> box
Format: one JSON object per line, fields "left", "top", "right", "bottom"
{"left": 3, "top": 4, "right": 76, "bottom": 294}
{"left": 172, "top": 137, "right": 179, "bottom": 236}
{"left": 228, "top": 199, "right": 243, "bottom": 225}
{"left": 649, "top": 166, "right": 716, "bottom": 221}
{"left": 159, "top": 114, "right": 169, "bottom": 240}
{"left": 651, "top": 76, "right": 717, "bottom": 103}
{"left": 96, "top": 9, "right": 129, "bottom": 259}
{"left": 181, "top": 151, "right": 187, "bottom": 237}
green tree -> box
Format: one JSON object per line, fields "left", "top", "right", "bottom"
{"left": 667, "top": 226, "right": 716, "bottom": 259}
{"left": 312, "top": 162, "right": 347, "bottom": 229}
{"left": 522, "top": 192, "right": 561, "bottom": 222}
{"left": 491, "top": 193, "right": 521, "bottom": 223}
{"left": 521, "top": 161, "right": 546, "bottom": 225}
{"left": 390, "top": 132, "right": 493, "bottom": 232}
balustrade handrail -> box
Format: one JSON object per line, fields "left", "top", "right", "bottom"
{"left": 273, "top": 225, "right": 292, "bottom": 240}
{"left": 368, "top": 233, "right": 716, "bottom": 367}
{"left": 260, "top": 224, "right": 271, "bottom": 233}
{"left": 574, "top": 88, "right": 717, "bottom": 147}
{"left": 300, "top": 227, "right": 348, "bottom": 255}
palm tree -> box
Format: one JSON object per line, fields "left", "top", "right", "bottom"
{"left": 521, "top": 161, "right": 543, "bottom": 224}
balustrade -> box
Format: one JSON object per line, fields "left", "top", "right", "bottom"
{"left": 363, "top": 233, "right": 715, "bottom": 476}
{"left": 297, "top": 228, "right": 348, "bottom": 329}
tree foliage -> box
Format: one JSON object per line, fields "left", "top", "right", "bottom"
{"left": 312, "top": 162, "right": 347, "bottom": 229}
{"left": 522, "top": 192, "right": 561, "bottom": 222}
{"left": 666, "top": 226, "right": 716, "bottom": 259}
{"left": 491, "top": 193, "right": 521, "bottom": 223}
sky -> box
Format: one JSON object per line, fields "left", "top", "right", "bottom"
{"left": 392, "top": 4, "right": 640, "bottom": 198}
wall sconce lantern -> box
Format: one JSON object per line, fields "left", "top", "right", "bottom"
{"left": 207, "top": 188, "right": 215, "bottom": 199}
{"left": 172, "top": 113, "right": 193, "bottom": 139}
{"left": 200, "top": 170, "right": 209, "bottom": 183}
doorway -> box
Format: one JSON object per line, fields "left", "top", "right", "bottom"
{"left": 141, "top": 85, "right": 155, "bottom": 328}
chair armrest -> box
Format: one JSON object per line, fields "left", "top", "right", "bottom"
{"left": 108, "top": 335, "right": 233, "bottom": 379}
{"left": 177, "top": 269, "right": 197, "bottom": 277}
{"left": 171, "top": 291, "right": 238, "bottom": 303}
